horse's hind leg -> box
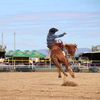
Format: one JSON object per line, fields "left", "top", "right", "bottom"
{"left": 52, "top": 58, "right": 68, "bottom": 78}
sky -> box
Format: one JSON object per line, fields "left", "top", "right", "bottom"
{"left": 0, "top": 0, "right": 100, "bottom": 51}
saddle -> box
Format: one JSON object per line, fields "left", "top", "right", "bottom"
{"left": 49, "top": 42, "right": 66, "bottom": 57}
{"left": 49, "top": 46, "right": 60, "bottom": 51}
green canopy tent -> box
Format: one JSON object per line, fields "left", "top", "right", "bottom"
{"left": 5, "top": 50, "right": 30, "bottom": 65}
{"left": 24, "top": 50, "right": 30, "bottom": 54}
{"left": 11, "top": 50, "right": 30, "bottom": 65}
{"left": 5, "top": 50, "right": 46, "bottom": 64}
{"left": 12, "top": 50, "right": 29, "bottom": 57}
{"left": 6, "top": 49, "right": 22, "bottom": 56}
{"left": 28, "top": 50, "right": 46, "bottom": 57}
{"left": 28, "top": 50, "right": 46, "bottom": 64}
{"left": 6, "top": 50, "right": 14, "bottom": 56}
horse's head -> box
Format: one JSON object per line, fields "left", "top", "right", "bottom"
{"left": 64, "top": 44, "right": 77, "bottom": 58}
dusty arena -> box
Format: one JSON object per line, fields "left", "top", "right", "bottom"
{"left": 0, "top": 72, "right": 100, "bottom": 100}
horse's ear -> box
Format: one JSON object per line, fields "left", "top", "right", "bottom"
{"left": 74, "top": 44, "right": 78, "bottom": 49}
{"left": 74, "top": 44, "right": 77, "bottom": 47}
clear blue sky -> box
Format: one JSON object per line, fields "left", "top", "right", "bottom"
{"left": 0, "top": 0, "right": 100, "bottom": 51}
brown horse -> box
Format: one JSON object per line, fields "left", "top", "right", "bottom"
{"left": 50, "top": 43, "right": 77, "bottom": 78}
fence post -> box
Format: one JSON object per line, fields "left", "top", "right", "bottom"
{"left": 14, "top": 60, "right": 15, "bottom": 69}
{"left": 50, "top": 58, "right": 51, "bottom": 69}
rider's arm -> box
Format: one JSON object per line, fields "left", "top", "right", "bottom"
{"left": 53, "top": 33, "right": 66, "bottom": 38}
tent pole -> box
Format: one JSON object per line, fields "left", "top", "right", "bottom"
{"left": 28, "top": 57, "right": 30, "bottom": 68}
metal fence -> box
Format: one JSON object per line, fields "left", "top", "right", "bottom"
{"left": 0, "top": 59, "right": 100, "bottom": 72}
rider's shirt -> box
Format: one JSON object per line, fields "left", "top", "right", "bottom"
{"left": 47, "top": 33, "right": 65, "bottom": 43}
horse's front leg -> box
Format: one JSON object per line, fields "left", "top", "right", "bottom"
{"left": 68, "top": 66, "right": 75, "bottom": 78}
{"left": 64, "top": 60, "right": 75, "bottom": 78}
{"left": 58, "top": 69, "right": 61, "bottom": 78}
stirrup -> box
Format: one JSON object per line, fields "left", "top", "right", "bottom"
{"left": 65, "top": 53, "right": 70, "bottom": 58}
{"left": 66, "top": 54, "right": 70, "bottom": 56}
{"left": 65, "top": 53, "right": 70, "bottom": 56}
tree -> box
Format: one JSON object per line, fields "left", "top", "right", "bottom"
{"left": 92, "top": 45, "right": 100, "bottom": 51}
{"left": 0, "top": 45, "right": 6, "bottom": 51}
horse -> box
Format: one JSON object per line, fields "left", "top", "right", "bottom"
{"left": 50, "top": 41, "right": 77, "bottom": 78}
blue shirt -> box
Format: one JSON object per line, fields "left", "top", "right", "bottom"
{"left": 47, "top": 33, "right": 65, "bottom": 43}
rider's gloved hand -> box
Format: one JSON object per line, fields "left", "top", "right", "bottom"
{"left": 63, "top": 32, "right": 67, "bottom": 35}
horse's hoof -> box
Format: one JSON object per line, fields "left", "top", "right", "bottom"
{"left": 72, "top": 75, "right": 75, "bottom": 78}
{"left": 58, "top": 76, "right": 62, "bottom": 78}
{"left": 65, "top": 74, "right": 68, "bottom": 77}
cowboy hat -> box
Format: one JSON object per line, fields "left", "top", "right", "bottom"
{"left": 49, "top": 28, "right": 58, "bottom": 33}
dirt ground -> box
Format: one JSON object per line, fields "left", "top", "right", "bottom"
{"left": 0, "top": 72, "right": 100, "bottom": 100}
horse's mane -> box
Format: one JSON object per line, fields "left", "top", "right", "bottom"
{"left": 64, "top": 43, "right": 77, "bottom": 47}
{"left": 64, "top": 44, "right": 77, "bottom": 56}
{"left": 64, "top": 43, "right": 77, "bottom": 48}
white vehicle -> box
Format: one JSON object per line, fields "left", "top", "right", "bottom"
{"left": 78, "top": 57, "right": 91, "bottom": 64}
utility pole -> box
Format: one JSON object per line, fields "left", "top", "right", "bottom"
{"left": 2, "top": 33, "right": 4, "bottom": 48}
{"left": 14, "top": 33, "right": 16, "bottom": 50}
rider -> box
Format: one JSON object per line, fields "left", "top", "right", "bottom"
{"left": 46, "top": 28, "right": 69, "bottom": 56}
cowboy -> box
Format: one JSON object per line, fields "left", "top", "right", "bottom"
{"left": 46, "top": 28, "right": 69, "bottom": 56}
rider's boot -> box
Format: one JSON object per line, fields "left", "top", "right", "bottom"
{"left": 62, "top": 48, "right": 70, "bottom": 57}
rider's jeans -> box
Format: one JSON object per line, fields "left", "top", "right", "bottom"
{"left": 47, "top": 44, "right": 56, "bottom": 49}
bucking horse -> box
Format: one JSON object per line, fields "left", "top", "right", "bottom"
{"left": 50, "top": 39, "right": 77, "bottom": 78}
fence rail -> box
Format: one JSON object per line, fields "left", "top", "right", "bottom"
{"left": 0, "top": 59, "right": 100, "bottom": 72}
